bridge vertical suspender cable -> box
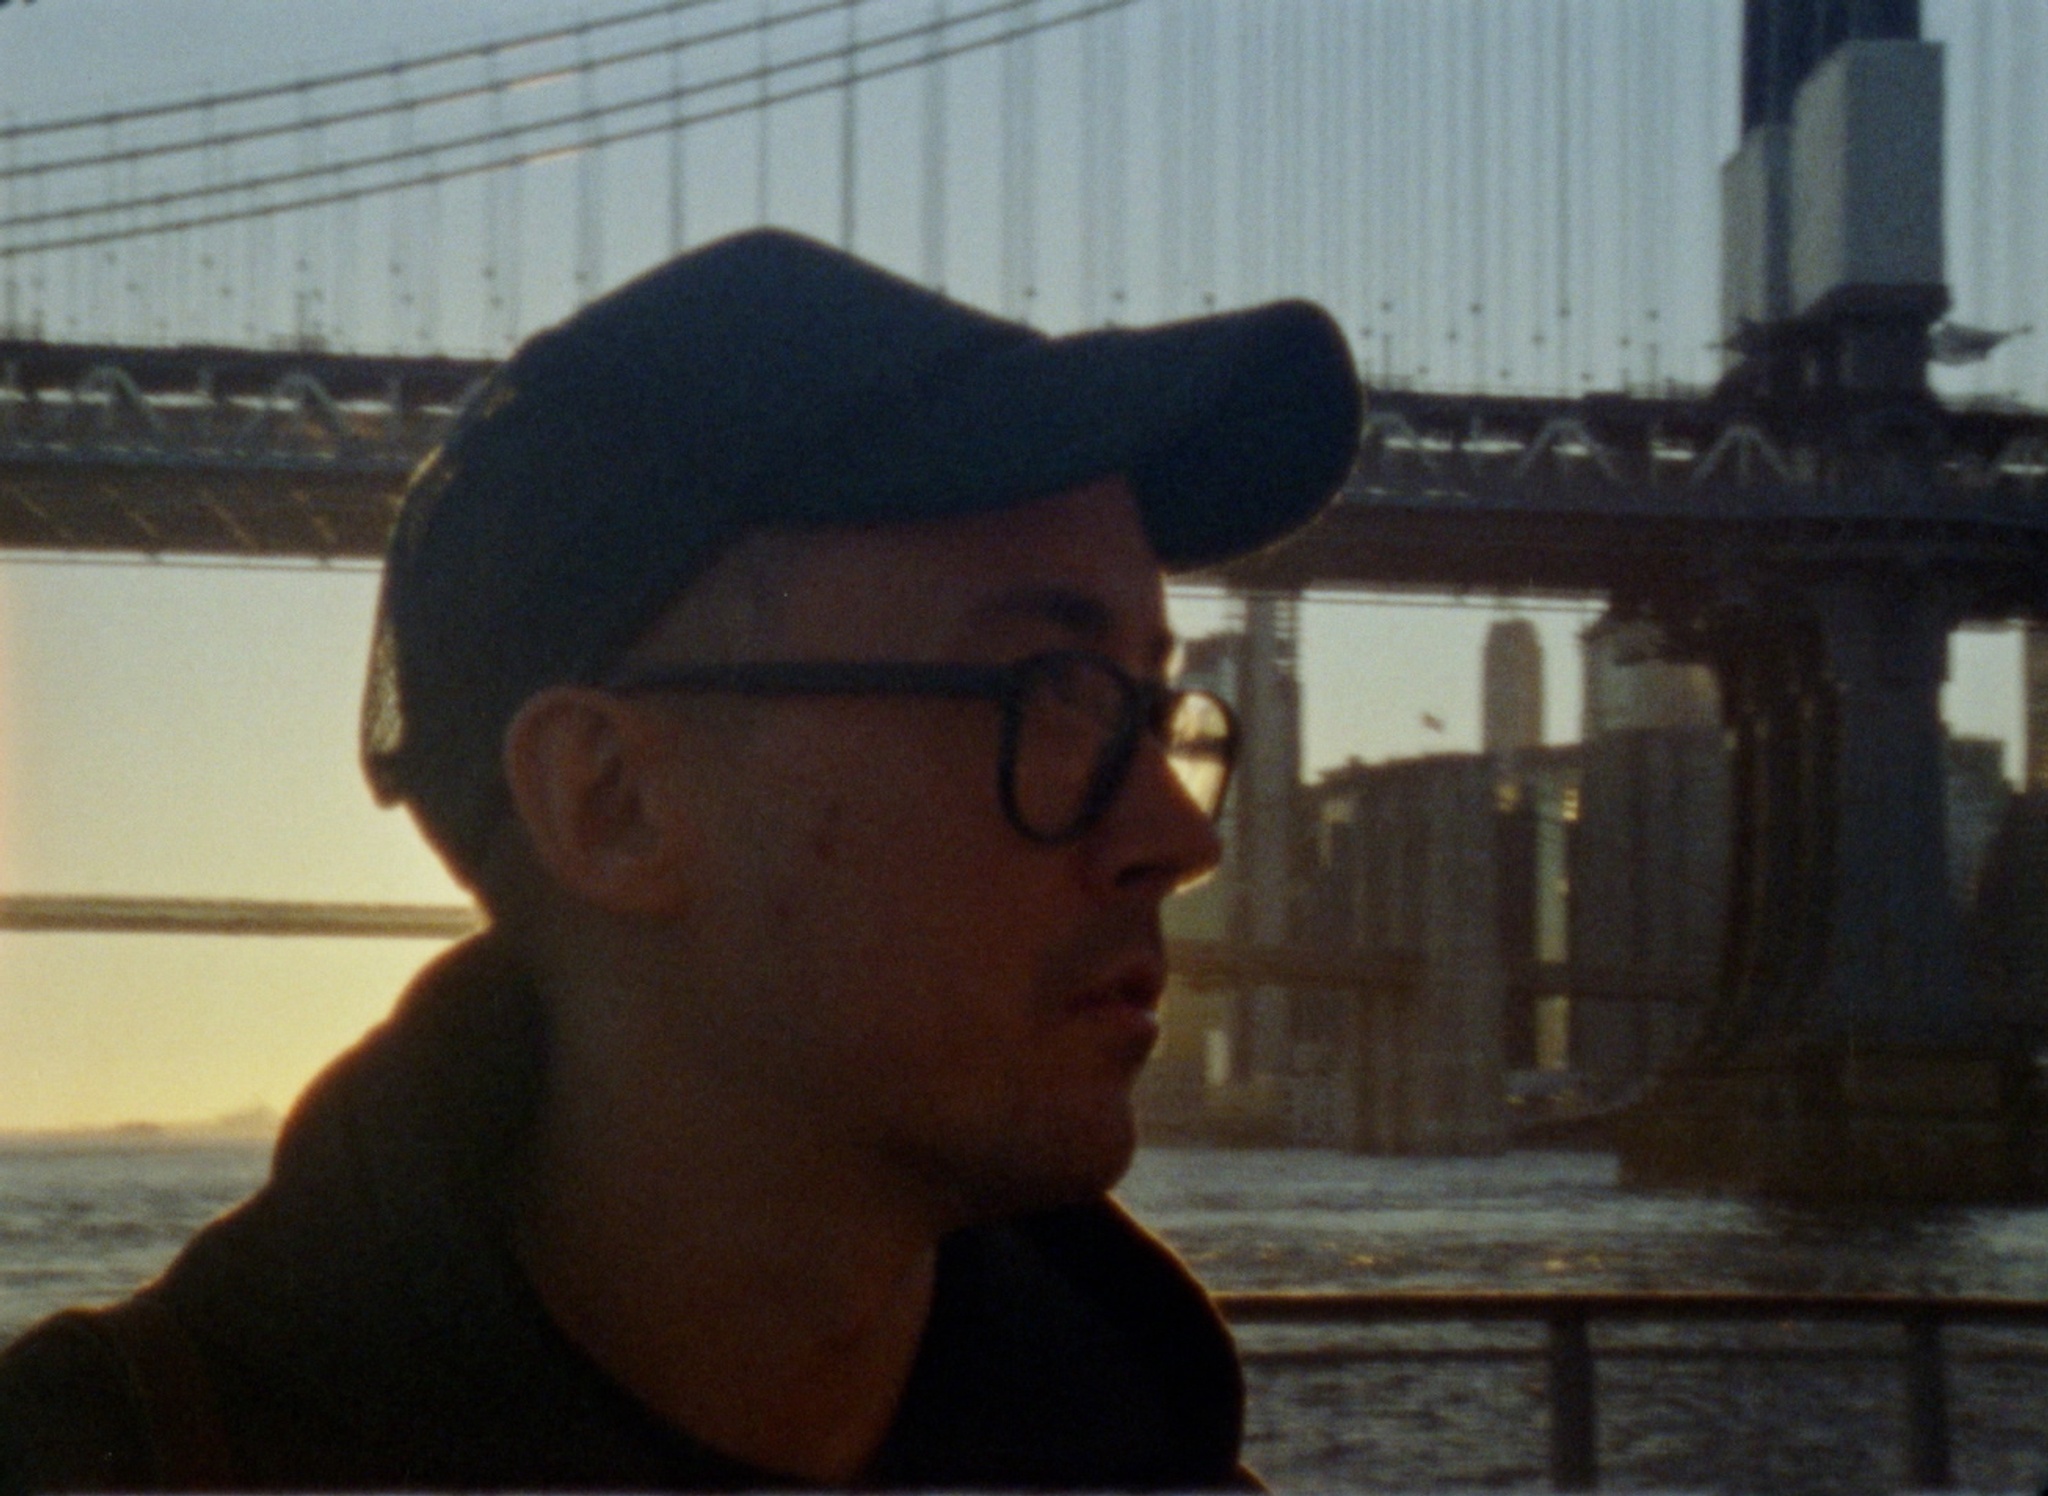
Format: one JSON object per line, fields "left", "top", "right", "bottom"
{"left": 1614, "top": 0, "right": 1636, "bottom": 388}
{"left": 1321, "top": 1, "right": 1347, "bottom": 341}
{"left": 1238, "top": 0, "right": 1263, "bottom": 308}
{"left": 497, "top": 45, "right": 526, "bottom": 349}
{"left": 1187, "top": 0, "right": 1212, "bottom": 315}
{"left": 1272, "top": 0, "right": 1297, "bottom": 302}
{"left": 1079, "top": 11, "right": 1101, "bottom": 326}
{"left": 577, "top": 28, "right": 605, "bottom": 308}
{"left": 1646, "top": 2, "right": 1674, "bottom": 390}
{"left": 1155, "top": 0, "right": 1181, "bottom": 319}
{"left": 291, "top": 80, "right": 322, "bottom": 348}
{"left": 1391, "top": 0, "right": 1412, "bottom": 382}
{"left": 1470, "top": 0, "right": 1489, "bottom": 391}
{"left": 1417, "top": 3, "right": 1440, "bottom": 384}
{"left": 1965, "top": 0, "right": 1996, "bottom": 396}
{"left": 919, "top": 0, "right": 946, "bottom": 289}
{"left": 2005, "top": 0, "right": 2040, "bottom": 403}
{"left": 1, "top": 117, "right": 11, "bottom": 333}
{"left": 1342, "top": 2, "right": 1363, "bottom": 345}
{"left": 85, "top": 118, "right": 108, "bottom": 337}
{"left": 1364, "top": 0, "right": 1387, "bottom": 380}
{"left": 1701, "top": 0, "right": 1733, "bottom": 386}
{"left": 195, "top": 99, "right": 215, "bottom": 343}
{"left": 384, "top": 68, "right": 411, "bottom": 351}
{"left": 838, "top": 0, "right": 858, "bottom": 251}
{"left": 1103, "top": 6, "right": 1127, "bottom": 325}
{"left": 417, "top": 101, "right": 444, "bottom": 348}
{"left": 85, "top": 117, "right": 104, "bottom": 337}
{"left": 247, "top": 126, "right": 275, "bottom": 345}
{"left": 1283, "top": 0, "right": 1303, "bottom": 301}
{"left": 1263, "top": 0, "right": 1283, "bottom": 304}
{"left": 755, "top": 0, "right": 773, "bottom": 224}
{"left": 1342, "top": 0, "right": 1357, "bottom": 343}
{"left": 1515, "top": 0, "right": 1537, "bottom": 388}
{"left": 2027, "top": 0, "right": 2045, "bottom": 401}
{"left": 999, "top": 0, "right": 1035, "bottom": 324}
{"left": 1571, "top": 0, "right": 1592, "bottom": 387}
{"left": 1508, "top": 0, "right": 1535, "bottom": 389}
{"left": 483, "top": 45, "right": 507, "bottom": 340}
{"left": 667, "top": 15, "right": 688, "bottom": 258}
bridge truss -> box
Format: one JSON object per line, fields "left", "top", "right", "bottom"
{"left": 0, "top": 341, "right": 490, "bottom": 555}
{"left": 10, "top": 339, "right": 2048, "bottom": 585}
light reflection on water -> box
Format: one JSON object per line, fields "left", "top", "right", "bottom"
{"left": 4, "top": 1142, "right": 2046, "bottom": 1490}
{"left": 1119, "top": 1149, "right": 2048, "bottom": 1492}
{"left": 1119, "top": 1147, "right": 2048, "bottom": 1299}
{"left": 0, "top": 1140, "right": 271, "bottom": 1340}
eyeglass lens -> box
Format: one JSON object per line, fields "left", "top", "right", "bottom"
{"left": 1163, "top": 692, "right": 1234, "bottom": 820}
{"left": 1009, "top": 656, "right": 1233, "bottom": 840}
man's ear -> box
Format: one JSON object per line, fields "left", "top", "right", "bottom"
{"left": 501, "top": 686, "right": 692, "bottom": 917}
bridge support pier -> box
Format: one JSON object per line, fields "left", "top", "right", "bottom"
{"left": 1617, "top": 567, "right": 2048, "bottom": 1201}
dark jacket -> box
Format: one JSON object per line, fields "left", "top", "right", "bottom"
{"left": 0, "top": 937, "right": 1251, "bottom": 1491}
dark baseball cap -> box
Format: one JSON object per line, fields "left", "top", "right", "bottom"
{"left": 362, "top": 228, "right": 1362, "bottom": 877}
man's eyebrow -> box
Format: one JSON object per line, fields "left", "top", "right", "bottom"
{"left": 967, "top": 587, "right": 1176, "bottom": 667}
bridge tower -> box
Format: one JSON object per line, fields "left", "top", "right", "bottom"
{"left": 1614, "top": 0, "right": 2046, "bottom": 1199}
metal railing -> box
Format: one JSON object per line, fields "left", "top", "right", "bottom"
{"left": 1217, "top": 1289, "right": 2048, "bottom": 1491}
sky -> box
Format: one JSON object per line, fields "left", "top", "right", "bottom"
{"left": 0, "top": 0, "right": 2037, "bottom": 1129}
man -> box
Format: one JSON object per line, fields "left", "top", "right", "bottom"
{"left": 0, "top": 230, "right": 1361, "bottom": 1489}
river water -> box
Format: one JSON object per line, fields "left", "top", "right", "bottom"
{"left": 4, "top": 1140, "right": 2045, "bottom": 1490}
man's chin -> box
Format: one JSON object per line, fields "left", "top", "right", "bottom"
{"left": 948, "top": 1108, "right": 1140, "bottom": 1224}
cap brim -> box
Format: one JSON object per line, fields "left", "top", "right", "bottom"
{"left": 771, "top": 298, "right": 1363, "bottom": 570}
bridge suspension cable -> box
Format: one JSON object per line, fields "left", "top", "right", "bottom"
{"left": 0, "top": 0, "right": 732, "bottom": 143}
{"left": 0, "top": 7, "right": 776, "bottom": 189}
{"left": 0, "top": 0, "right": 1034, "bottom": 224}
{"left": 3, "top": 1, "right": 2037, "bottom": 406}
{"left": 0, "top": 0, "right": 1131, "bottom": 259}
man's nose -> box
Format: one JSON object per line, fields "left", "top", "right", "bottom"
{"left": 1087, "top": 738, "right": 1226, "bottom": 895}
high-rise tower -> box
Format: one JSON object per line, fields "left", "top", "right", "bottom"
{"left": 1481, "top": 619, "right": 1544, "bottom": 755}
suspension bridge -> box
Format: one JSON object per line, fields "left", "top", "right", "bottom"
{"left": 3, "top": 0, "right": 2048, "bottom": 1197}
{"left": 0, "top": 0, "right": 2041, "bottom": 558}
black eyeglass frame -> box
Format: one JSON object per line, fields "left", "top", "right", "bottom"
{"left": 604, "top": 649, "right": 1238, "bottom": 845}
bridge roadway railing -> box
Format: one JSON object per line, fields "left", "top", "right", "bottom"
{"left": 1213, "top": 388, "right": 2048, "bottom": 610}
{"left": 0, "top": 340, "right": 491, "bottom": 555}
{"left": 1217, "top": 1288, "right": 2048, "bottom": 1490}
{"left": 5, "top": 344, "right": 2046, "bottom": 569}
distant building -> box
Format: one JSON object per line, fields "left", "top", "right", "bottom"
{"left": 1147, "top": 600, "right": 1307, "bottom": 1142}
{"left": 1150, "top": 603, "right": 2015, "bottom": 1153}
{"left": 1964, "top": 790, "right": 2048, "bottom": 1041}
{"left": 1303, "top": 754, "right": 1509, "bottom": 1154}
{"left": 1482, "top": 618, "right": 1545, "bottom": 755}
{"left": 1947, "top": 736, "right": 2012, "bottom": 904}
{"left": 1568, "top": 728, "right": 1729, "bottom": 1102}
{"left": 1166, "top": 598, "right": 1301, "bottom": 957}
{"left": 1494, "top": 748, "right": 1580, "bottom": 1076}
{"left": 1581, "top": 615, "right": 1719, "bottom": 738}
{"left": 2026, "top": 625, "right": 2048, "bottom": 792}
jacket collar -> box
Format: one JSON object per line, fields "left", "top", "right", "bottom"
{"left": 160, "top": 934, "right": 1246, "bottom": 1487}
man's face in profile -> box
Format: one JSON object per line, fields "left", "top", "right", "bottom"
{"left": 630, "top": 476, "right": 1224, "bottom": 1228}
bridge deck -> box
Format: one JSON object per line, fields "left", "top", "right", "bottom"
{"left": 3, "top": 347, "right": 2046, "bottom": 599}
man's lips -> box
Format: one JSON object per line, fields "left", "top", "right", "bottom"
{"left": 1066, "top": 957, "right": 1166, "bottom": 1021}
{"left": 1053, "top": 956, "right": 1163, "bottom": 1077}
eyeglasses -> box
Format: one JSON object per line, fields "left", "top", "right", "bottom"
{"left": 606, "top": 649, "right": 1238, "bottom": 845}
